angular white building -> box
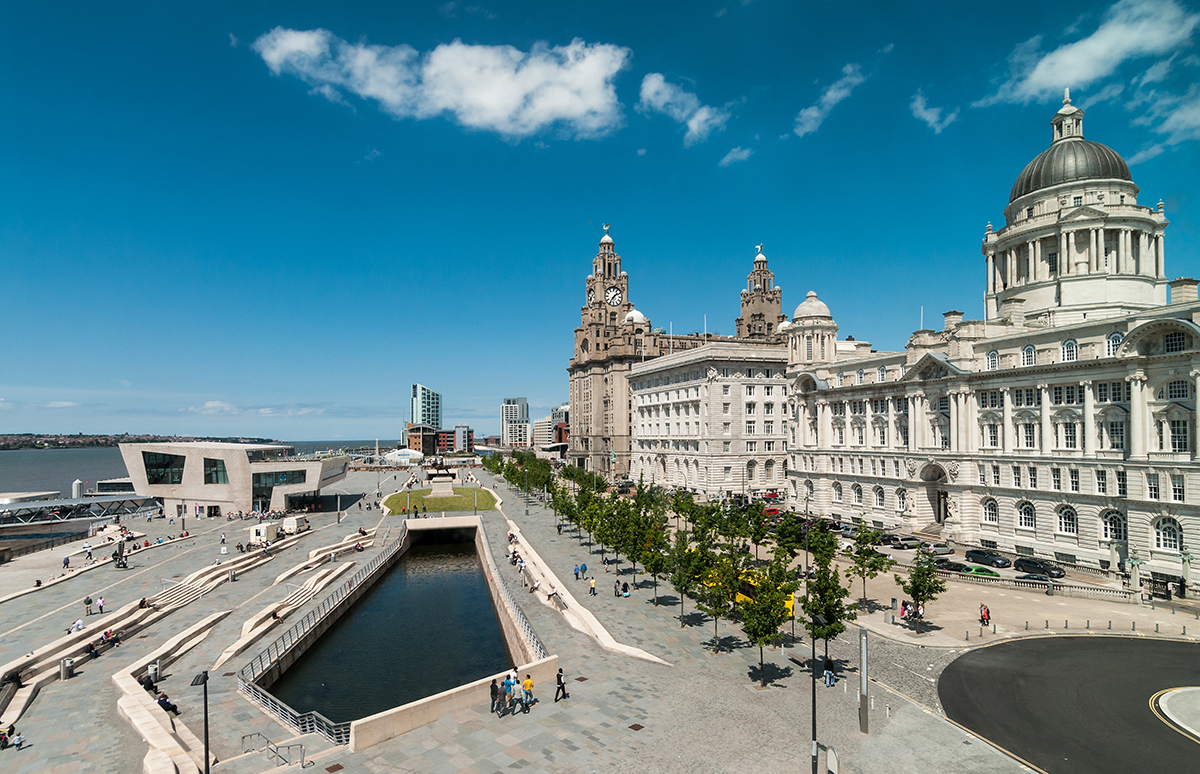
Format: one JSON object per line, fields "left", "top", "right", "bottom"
{"left": 784, "top": 95, "right": 1194, "bottom": 595}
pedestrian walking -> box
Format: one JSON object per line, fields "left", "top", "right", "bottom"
{"left": 84, "top": 542, "right": 92, "bottom": 560}
{"left": 554, "top": 668, "right": 568, "bottom": 702}
{"left": 97, "top": 597, "right": 105, "bottom": 614}
{"left": 489, "top": 679, "right": 500, "bottom": 714}
{"left": 83, "top": 596, "right": 93, "bottom": 616}
{"left": 590, "top": 578, "right": 596, "bottom": 596}
{"left": 62, "top": 556, "right": 70, "bottom": 570}
{"left": 573, "top": 564, "right": 579, "bottom": 580}
{"left": 824, "top": 658, "right": 835, "bottom": 687}
{"left": 12, "top": 732, "right": 24, "bottom": 749}
{"left": 556, "top": 522, "right": 562, "bottom": 535}
{"left": 622, "top": 581, "right": 629, "bottom": 597}
{"left": 580, "top": 563, "right": 587, "bottom": 578}
{"left": 220, "top": 533, "right": 226, "bottom": 544}
{"left": 614, "top": 579, "right": 620, "bottom": 597}
{"left": 522, "top": 675, "right": 534, "bottom": 712}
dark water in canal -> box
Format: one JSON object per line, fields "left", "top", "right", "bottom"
{"left": 268, "top": 541, "right": 511, "bottom": 722}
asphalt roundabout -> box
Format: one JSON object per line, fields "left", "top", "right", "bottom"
{"left": 938, "top": 636, "right": 1200, "bottom": 773}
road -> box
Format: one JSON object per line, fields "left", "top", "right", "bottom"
{"left": 938, "top": 636, "right": 1200, "bottom": 773}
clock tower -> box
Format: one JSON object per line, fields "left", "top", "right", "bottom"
{"left": 582, "top": 228, "right": 634, "bottom": 327}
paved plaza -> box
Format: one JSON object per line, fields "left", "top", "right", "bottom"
{"left": 0, "top": 468, "right": 1196, "bottom": 773}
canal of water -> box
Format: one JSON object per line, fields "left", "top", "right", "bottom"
{"left": 268, "top": 538, "right": 511, "bottom": 722}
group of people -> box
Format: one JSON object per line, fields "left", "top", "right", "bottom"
{"left": 82, "top": 595, "right": 105, "bottom": 615}
{"left": 489, "top": 668, "right": 535, "bottom": 716}
{"left": 0, "top": 723, "right": 25, "bottom": 751}
{"left": 137, "top": 671, "right": 180, "bottom": 714}
{"left": 979, "top": 604, "right": 992, "bottom": 627}
{"left": 898, "top": 600, "right": 923, "bottom": 621}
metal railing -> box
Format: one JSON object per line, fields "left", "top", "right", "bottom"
{"left": 933, "top": 567, "right": 1137, "bottom": 602}
{"left": 241, "top": 733, "right": 309, "bottom": 768}
{"left": 477, "top": 525, "right": 548, "bottom": 661}
{"left": 237, "top": 523, "right": 408, "bottom": 744}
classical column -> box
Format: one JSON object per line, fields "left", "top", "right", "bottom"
{"left": 1025, "top": 241, "right": 1034, "bottom": 283}
{"left": 1192, "top": 370, "right": 1200, "bottom": 462}
{"left": 1090, "top": 229, "right": 1099, "bottom": 273}
{"left": 817, "top": 400, "right": 831, "bottom": 451}
{"left": 1034, "top": 239, "right": 1042, "bottom": 281}
{"left": 1157, "top": 235, "right": 1166, "bottom": 277}
{"left": 1039, "top": 383, "right": 1053, "bottom": 455}
{"left": 1082, "top": 380, "right": 1096, "bottom": 457}
{"left": 1068, "top": 231, "right": 1077, "bottom": 274}
{"left": 911, "top": 392, "right": 926, "bottom": 450}
{"left": 948, "top": 392, "right": 959, "bottom": 452}
{"left": 1059, "top": 231, "right": 1068, "bottom": 274}
{"left": 967, "top": 389, "right": 980, "bottom": 453}
{"left": 1002, "top": 387, "right": 1014, "bottom": 453}
{"left": 1140, "top": 232, "right": 1151, "bottom": 276}
{"left": 1129, "top": 373, "right": 1147, "bottom": 460}
{"left": 1118, "top": 229, "right": 1127, "bottom": 274}
{"left": 986, "top": 254, "right": 995, "bottom": 295}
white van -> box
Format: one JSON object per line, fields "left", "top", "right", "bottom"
{"left": 280, "top": 516, "right": 310, "bottom": 535}
{"left": 251, "top": 523, "right": 284, "bottom": 544}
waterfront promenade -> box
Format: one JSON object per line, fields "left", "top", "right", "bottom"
{"left": 0, "top": 467, "right": 1193, "bottom": 773}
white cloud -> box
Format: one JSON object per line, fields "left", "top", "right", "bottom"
{"left": 976, "top": 0, "right": 1200, "bottom": 106}
{"left": 364, "top": 148, "right": 381, "bottom": 161}
{"left": 637, "top": 73, "right": 730, "bottom": 146}
{"left": 1080, "top": 82, "right": 1125, "bottom": 109}
{"left": 44, "top": 401, "right": 79, "bottom": 408}
{"left": 186, "top": 400, "right": 241, "bottom": 415}
{"left": 1137, "top": 55, "right": 1177, "bottom": 86}
{"left": 719, "top": 146, "right": 753, "bottom": 166}
{"left": 229, "top": 33, "right": 239, "bottom": 48}
{"left": 910, "top": 91, "right": 959, "bottom": 133}
{"left": 182, "top": 400, "right": 328, "bottom": 417}
{"left": 793, "top": 63, "right": 866, "bottom": 138}
{"left": 254, "top": 28, "right": 630, "bottom": 139}
{"left": 636, "top": 147, "right": 646, "bottom": 155}
{"left": 1127, "top": 84, "right": 1200, "bottom": 162}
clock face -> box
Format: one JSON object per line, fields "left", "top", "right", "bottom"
{"left": 587, "top": 289, "right": 595, "bottom": 305}
{"left": 605, "top": 287, "right": 623, "bottom": 306}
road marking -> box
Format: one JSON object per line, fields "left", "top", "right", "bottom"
{"left": 892, "top": 662, "right": 935, "bottom": 683}
{"left": 1150, "top": 687, "right": 1200, "bottom": 744}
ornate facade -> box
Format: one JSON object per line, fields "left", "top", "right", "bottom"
{"left": 784, "top": 97, "right": 1197, "bottom": 593}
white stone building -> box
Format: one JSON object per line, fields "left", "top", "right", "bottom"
{"left": 784, "top": 95, "right": 1196, "bottom": 594}
{"left": 501, "top": 397, "right": 530, "bottom": 448}
{"left": 630, "top": 341, "right": 789, "bottom": 498}
{"left": 532, "top": 416, "right": 555, "bottom": 447}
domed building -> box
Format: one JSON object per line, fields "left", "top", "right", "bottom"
{"left": 983, "top": 89, "right": 1169, "bottom": 324}
{"left": 784, "top": 98, "right": 1197, "bottom": 598}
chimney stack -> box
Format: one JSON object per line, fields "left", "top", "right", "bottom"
{"left": 942, "top": 311, "right": 963, "bottom": 330}
{"left": 1169, "top": 278, "right": 1199, "bottom": 305}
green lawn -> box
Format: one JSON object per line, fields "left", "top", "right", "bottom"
{"left": 384, "top": 487, "right": 496, "bottom": 514}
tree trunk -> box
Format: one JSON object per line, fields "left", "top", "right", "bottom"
{"left": 760, "top": 646, "right": 766, "bottom": 687}
{"left": 713, "top": 614, "right": 719, "bottom": 654}
{"left": 680, "top": 593, "right": 685, "bottom": 627}
{"left": 653, "top": 576, "right": 658, "bottom": 606}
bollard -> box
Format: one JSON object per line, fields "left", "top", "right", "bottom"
{"left": 886, "top": 703, "right": 890, "bottom": 718}
{"left": 844, "top": 681, "right": 847, "bottom": 693}
{"left": 1109, "top": 620, "right": 1112, "bottom": 630}
{"left": 1045, "top": 620, "right": 1049, "bottom": 629}
{"left": 1065, "top": 620, "right": 1068, "bottom": 629}
{"left": 980, "top": 627, "right": 984, "bottom": 638}
{"left": 1156, "top": 623, "right": 1160, "bottom": 633}
{"left": 871, "top": 696, "right": 874, "bottom": 710}
{"left": 966, "top": 631, "right": 970, "bottom": 641}
{"left": 1172, "top": 605, "right": 1175, "bottom": 615}
{"left": 1133, "top": 621, "right": 1136, "bottom": 631}
{"left": 857, "top": 688, "right": 860, "bottom": 702}
{"left": 1151, "top": 600, "right": 1155, "bottom": 610}
{"left": 1025, "top": 621, "right": 1029, "bottom": 630}
{"left": 993, "top": 624, "right": 996, "bottom": 634}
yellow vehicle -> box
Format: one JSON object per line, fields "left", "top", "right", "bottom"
{"left": 736, "top": 571, "right": 795, "bottom": 617}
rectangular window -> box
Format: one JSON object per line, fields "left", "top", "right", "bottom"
{"left": 763, "top": 421, "right": 774, "bottom": 434}
{"left": 1098, "top": 383, "right": 1109, "bottom": 402}
{"left": 1170, "top": 419, "right": 1189, "bottom": 452}
{"left": 1065, "top": 385, "right": 1076, "bottom": 404}
{"left": 836, "top": 427, "right": 845, "bottom": 445}
{"left": 746, "top": 402, "right": 756, "bottom": 415}
{"left": 1073, "top": 195, "right": 1083, "bottom": 206}
{"left": 1172, "top": 474, "right": 1185, "bottom": 502}
{"left": 724, "top": 466, "right": 732, "bottom": 480}
{"left": 1028, "top": 467, "right": 1038, "bottom": 489}
{"left": 1117, "top": 470, "right": 1128, "bottom": 496}
{"left": 722, "top": 422, "right": 731, "bottom": 435}
{"left": 746, "top": 421, "right": 755, "bottom": 435}
{"left": 1096, "top": 470, "right": 1107, "bottom": 494}
{"left": 764, "top": 403, "right": 774, "bottom": 415}
{"left": 746, "top": 441, "right": 757, "bottom": 452}
{"left": 764, "top": 440, "right": 775, "bottom": 452}
{"left": 1063, "top": 423, "right": 1077, "bottom": 449}
{"left": 764, "top": 386, "right": 773, "bottom": 396}
{"left": 722, "top": 385, "right": 730, "bottom": 396}
{"left": 1069, "top": 469, "right": 1079, "bottom": 492}
{"left": 722, "top": 441, "right": 730, "bottom": 452}
{"left": 856, "top": 426, "right": 865, "bottom": 445}
{"left": 203, "top": 458, "right": 229, "bottom": 485}
{"left": 1165, "top": 332, "right": 1186, "bottom": 353}
{"left": 1013, "top": 466, "right": 1022, "bottom": 488}
{"left": 900, "top": 426, "right": 909, "bottom": 447}
{"left": 894, "top": 460, "right": 900, "bottom": 477}
{"left": 1024, "top": 423, "right": 1036, "bottom": 448}
{"left": 143, "top": 452, "right": 186, "bottom": 485}
{"left": 992, "top": 465, "right": 1001, "bottom": 486}
{"left": 980, "top": 539, "right": 998, "bottom": 550}
{"left": 746, "top": 385, "right": 755, "bottom": 396}
{"left": 1048, "top": 252, "right": 1058, "bottom": 273}
{"left": 1147, "top": 473, "right": 1160, "bottom": 500}
{"left": 1052, "top": 468, "right": 1062, "bottom": 491}
{"left": 722, "top": 403, "right": 730, "bottom": 415}
{"left": 979, "top": 464, "right": 987, "bottom": 485}
{"left": 987, "top": 424, "right": 999, "bottom": 447}
{"left": 1053, "top": 386, "right": 1063, "bottom": 405}
{"left": 1110, "top": 421, "right": 1125, "bottom": 450}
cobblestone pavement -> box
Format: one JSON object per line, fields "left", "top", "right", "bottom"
{"left": 11, "top": 466, "right": 1184, "bottom": 772}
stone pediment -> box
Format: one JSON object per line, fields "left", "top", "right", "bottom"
{"left": 1059, "top": 205, "right": 1108, "bottom": 223}
{"left": 898, "top": 352, "right": 967, "bottom": 383}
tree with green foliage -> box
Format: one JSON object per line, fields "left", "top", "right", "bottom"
{"left": 667, "top": 530, "right": 700, "bottom": 627}
{"left": 745, "top": 500, "right": 772, "bottom": 562}
{"left": 740, "top": 563, "right": 797, "bottom": 686}
{"left": 639, "top": 518, "right": 670, "bottom": 605}
{"left": 848, "top": 527, "right": 896, "bottom": 608}
{"left": 695, "top": 551, "right": 743, "bottom": 654}
{"left": 894, "top": 549, "right": 947, "bottom": 635}
{"left": 800, "top": 526, "right": 856, "bottom": 669}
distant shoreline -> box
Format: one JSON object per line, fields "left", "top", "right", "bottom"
{"left": 0, "top": 435, "right": 282, "bottom": 451}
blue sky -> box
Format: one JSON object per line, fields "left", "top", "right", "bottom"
{"left": 3, "top": 0, "right": 1199, "bottom": 439}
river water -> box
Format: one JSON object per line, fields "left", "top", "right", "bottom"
{"left": 268, "top": 541, "right": 511, "bottom": 722}
{"left": 0, "top": 440, "right": 401, "bottom": 498}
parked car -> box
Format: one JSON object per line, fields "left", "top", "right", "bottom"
{"left": 964, "top": 549, "right": 1012, "bottom": 568}
{"left": 1013, "top": 557, "right": 1066, "bottom": 578}
{"left": 921, "top": 541, "right": 954, "bottom": 555}
{"left": 890, "top": 536, "right": 922, "bottom": 550}
{"left": 962, "top": 565, "right": 1001, "bottom": 578}
{"left": 1015, "top": 573, "right": 1057, "bottom": 583}
{"left": 933, "top": 559, "right": 969, "bottom": 573}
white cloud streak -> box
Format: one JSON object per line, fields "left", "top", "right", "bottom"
{"left": 976, "top": 0, "right": 1200, "bottom": 106}
{"left": 1080, "top": 82, "right": 1125, "bottom": 109}
{"left": 1127, "top": 84, "right": 1200, "bottom": 162}
{"left": 793, "top": 63, "right": 866, "bottom": 138}
{"left": 910, "top": 91, "right": 959, "bottom": 133}
{"left": 718, "top": 146, "right": 753, "bottom": 166}
{"left": 254, "top": 28, "right": 630, "bottom": 139}
{"left": 637, "top": 73, "right": 730, "bottom": 146}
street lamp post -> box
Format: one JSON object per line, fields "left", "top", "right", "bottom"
{"left": 810, "top": 612, "right": 827, "bottom": 774}
{"left": 525, "top": 468, "right": 529, "bottom": 516}
{"left": 190, "top": 670, "right": 210, "bottom": 774}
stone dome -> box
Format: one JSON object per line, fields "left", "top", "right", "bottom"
{"left": 793, "top": 291, "right": 831, "bottom": 320}
{"left": 600, "top": 233, "right": 614, "bottom": 244}
{"left": 624, "top": 309, "right": 647, "bottom": 324}
{"left": 1010, "top": 137, "right": 1131, "bottom": 203}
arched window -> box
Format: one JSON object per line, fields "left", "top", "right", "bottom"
{"left": 896, "top": 489, "right": 907, "bottom": 512}
{"left": 1018, "top": 502, "right": 1036, "bottom": 529}
{"left": 1102, "top": 511, "right": 1127, "bottom": 542}
{"left": 856, "top": 369, "right": 865, "bottom": 385}
{"left": 1061, "top": 339, "right": 1078, "bottom": 362}
{"left": 838, "top": 373, "right": 845, "bottom": 387}
{"left": 1021, "top": 345, "right": 1036, "bottom": 367}
{"left": 874, "top": 486, "right": 885, "bottom": 508}
{"left": 1057, "top": 506, "right": 1078, "bottom": 535}
{"left": 832, "top": 482, "right": 843, "bottom": 502}
{"left": 982, "top": 499, "right": 999, "bottom": 524}
{"left": 1155, "top": 518, "right": 1182, "bottom": 551}
{"left": 1106, "top": 332, "right": 1124, "bottom": 357}
{"left": 1159, "top": 380, "right": 1191, "bottom": 400}
{"left": 986, "top": 350, "right": 999, "bottom": 371}
{"left": 852, "top": 484, "right": 863, "bottom": 504}
{"left": 765, "top": 460, "right": 775, "bottom": 481}
{"left": 877, "top": 366, "right": 887, "bottom": 383}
